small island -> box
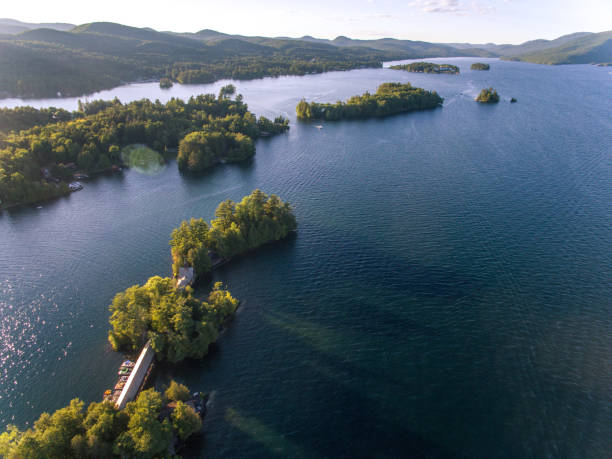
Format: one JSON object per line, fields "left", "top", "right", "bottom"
{"left": 170, "top": 189, "right": 297, "bottom": 284}
{"left": 471, "top": 62, "right": 490, "bottom": 70}
{"left": 159, "top": 77, "right": 173, "bottom": 89}
{"left": 476, "top": 87, "right": 500, "bottom": 103}
{"left": 296, "top": 82, "right": 443, "bottom": 121}
{"left": 389, "top": 62, "right": 460, "bottom": 74}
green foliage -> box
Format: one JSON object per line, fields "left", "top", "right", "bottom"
{"left": 0, "top": 384, "right": 203, "bottom": 458}
{"left": 165, "top": 381, "right": 191, "bottom": 402}
{"left": 470, "top": 62, "right": 490, "bottom": 70}
{"left": 0, "top": 93, "right": 288, "bottom": 208}
{"left": 108, "top": 276, "right": 238, "bottom": 362}
{"left": 218, "top": 84, "right": 236, "bottom": 100}
{"left": 114, "top": 389, "right": 172, "bottom": 458}
{"left": 159, "top": 77, "right": 173, "bottom": 89}
{"left": 177, "top": 130, "right": 256, "bottom": 173}
{"left": 257, "top": 115, "right": 290, "bottom": 135}
{"left": 0, "top": 23, "right": 392, "bottom": 99}
{"left": 206, "top": 189, "right": 298, "bottom": 259}
{"left": 170, "top": 218, "right": 212, "bottom": 277}
{"left": 171, "top": 57, "right": 383, "bottom": 85}
{"left": 296, "top": 82, "right": 443, "bottom": 121}
{"left": 171, "top": 401, "right": 202, "bottom": 441}
{"left": 476, "top": 87, "right": 500, "bottom": 103}
{"left": 0, "top": 106, "right": 73, "bottom": 134}
{"left": 390, "top": 62, "right": 459, "bottom": 74}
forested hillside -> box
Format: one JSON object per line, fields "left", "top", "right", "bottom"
{"left": 505, "top": 30, "right": 612, "bottom": 64}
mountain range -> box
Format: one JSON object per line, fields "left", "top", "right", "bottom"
{"left": 0, "top": 19, "right": 609, "bottom": 99}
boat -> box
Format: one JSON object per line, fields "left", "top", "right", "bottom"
{"left": 315, "top": 125, "right": 323, "bottom": 129}
{"left": 114, "top": 381, "right": 126, "bottom": 390}
{"left": 68, "top": 182, "right": 83, "bottom": 191}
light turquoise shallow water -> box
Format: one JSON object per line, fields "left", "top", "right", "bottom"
{"left": 1, "top": 58, "right": 611, "bottom": 458}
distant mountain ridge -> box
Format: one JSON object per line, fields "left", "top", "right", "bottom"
{"left": 0, "top": 20, "right": 609, "bottom": 99}
{"left": 0, "top": 18, "right": 74, "bottom": 35}
{"left": 503, "top": 31, "right": 612, "bottom": 64}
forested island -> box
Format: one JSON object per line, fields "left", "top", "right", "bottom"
{"left": 159, "top": 77, "right": 173, "bottom": 89}
{"left": 476, "top": 87, "right": 500, "bottom": 103}
{"left": 109, "top": 277, "right": 239, "bottom": 361}
{"left": 296, "top": 82, "right": 443, "bottom": 121}
{"left": 170, "top": 190, "right": 297, "bottom": 281}
{"left": 0, "top": 87, "right": 289, "bottom": 209}
{"left": 471, "top": 62, "right": 490, "bottom": 70}
{"left": 389, "top": 62, "right": 460, "bottom": 74}
{"left": 0, "top": 381, "right": 203, "bottom": 458}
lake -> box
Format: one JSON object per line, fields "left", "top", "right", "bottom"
{"left": 1, "top": 58, "right": 611, "bottom": 458}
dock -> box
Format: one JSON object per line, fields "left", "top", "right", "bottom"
{"left": 114, "top": 341, "right": 155, "bottom": 409}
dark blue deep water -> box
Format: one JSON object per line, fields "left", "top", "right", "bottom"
{"left": 1, "top": 58, "right": 611, "bottom": 458}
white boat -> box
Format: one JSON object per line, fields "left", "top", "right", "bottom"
{"left": 315, "top": 125, "right": 323, "bottom": 129}
{"left": 69, "top": 182, "right": 83, "bottom": 191}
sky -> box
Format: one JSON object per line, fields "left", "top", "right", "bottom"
{"left": 2, "top": 0, "right": 611, "bottom": 44}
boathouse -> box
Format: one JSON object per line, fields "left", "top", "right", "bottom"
{"left": 176, "top": 266, "right": 194, "bottom": 289}
{"left": 115, "top": 340, "right": 155, "bottom": 409}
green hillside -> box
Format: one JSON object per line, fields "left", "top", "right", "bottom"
{"left": 0, "top": 22, "right": 400, "bottom": 98}
{"left": 0, "top": 20, "right": 608, "bottom": 99}
{"left": 505, "top": 31, "right": 612, "bottom": 64}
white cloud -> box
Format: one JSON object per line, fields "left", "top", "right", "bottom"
{"left": 409, "top": 0, "right": 496, "bottom": 15}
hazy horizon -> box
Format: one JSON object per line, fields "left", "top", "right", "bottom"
{"left": 2, "top": 0, "right": 611, "bottom": 45}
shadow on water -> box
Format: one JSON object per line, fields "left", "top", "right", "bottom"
{"left": 176, "top": 307, "right": 466, "bottom": 459}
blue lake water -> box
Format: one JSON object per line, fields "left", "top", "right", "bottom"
{"left": 0, "top": 58, "right": 611, "bottom": 458}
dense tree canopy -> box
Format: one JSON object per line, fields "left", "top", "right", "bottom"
{"left": 476, "top": 87, "right": 500, "bottom": 103}
{"left": 165, "top": 381, "right": 191, "bottom": 403}
{"left": 389, "top": 62, "right": 459, "bottom": 74}
{"left": 296, "top": 82, "right": 443, "bottom": 121}
{"left": 169, "top": 190, "right": 297, "bottom": 278}
{"left": 470, "top": 62, "right": 490, "bottom": 70}
{"left": 159, "top": 77, "right": 173, "bottom": 89}
{"left": 177, "top": 131, "right": 255, "bottom": 172}
{"left": 171, "top": 401, "right": 202, "bottom": 441}
{"left": 0, "top": 90, "right": 289, "bottom": 208}
{"left": 170, "top": 57, "right": 382, "bottom": 85}
{"left": 0, "top": 22, "right": 392, "bottom": 99}
{"left": 0, "top": 106, "right": 73, "bottom": 134}
{"left": 0, "top": 384, "right": 200, "bottom": 459}
{"left": 108, "top": 277, "right": 238, "bottom": 362}
{"left": 170, "top": 218, "right": 212, "bottom": 277}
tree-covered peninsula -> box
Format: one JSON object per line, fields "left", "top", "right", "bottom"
{"left": 476, "top": 87, "right": 500, "bottom": 103}
{"left": 170, "top": 190, "right": 297, "bottom": 279}
{"left": 0, "top": 89, "right": 289, "bottom": 209}
{"left": 470, "top": 62, "right": 490, "bottom": 70}
{"left": 389, "top": 62, "right": 460, "bottom": 74}
{"left": 110, "top": 190, "right": 295, "bottom": 360}
{"left": 0, "top": 382, "right": 202, "bottom": 459}
{"left": 296, "top": 82, "right": 443, "bottom": 121}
